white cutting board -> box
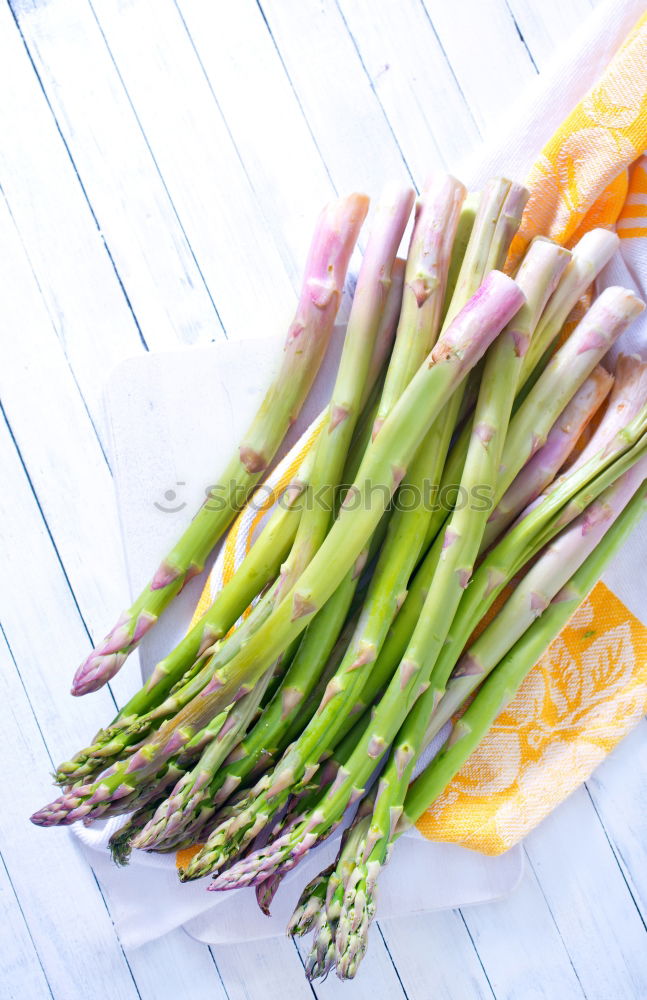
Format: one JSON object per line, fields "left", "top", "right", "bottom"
{"left": 102, "top": 338, "right": 523, "bottom": 944}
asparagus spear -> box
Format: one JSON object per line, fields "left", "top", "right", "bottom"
{"left": 32, "top": 271, "right": 524, "bottom": 830}
{"left": 422, "top": 227, "right": 620, "bottom": 547}
{"left": 72, "top": 194, "right": 369, "bottom": 696}
{"left": 403, "top": 474, "right": 647, "bottom": 825}
{"left": 54, "top": 457, "right": 314, "bottom": 785}
{"left": 130, "top": 559, "right": 362, "bottom": 851}
{"left": 131, "top": 188, "right": 413, "bottom": 719}
{"left": 453, "top": 455, "right": 647, "bottom": 686}
{"left": 63, "top": 389, "right": 385, "bottom": 793}
{"left": 211, "top": 329, "right": 646, "bottom": 891}
{"left": 482, "top": 366, "right": 613, "bottom": 548}
{"left": 517, "top": 228, "right": 620, "bottom": 393}
{"left": 436, "top": 285, "right": 643, "bottom": 561}
{"left": 250, "top": 187, "right": 414, "bottom": 609}
{"left": 178, "top": 186, "right": 522, "bottom": 879}
{"left": 558, "top": 353, "right": 647, "bottom": 479}
{"left": 251, "top": 713, "right": 371, "bottom": 914}
{"left": 372, "top": 174, "right": 466, "bottom": 436}
{"left": 331, "top": 473, "right": 647, "bottom": 979}
{"left": 442, "top": 193, "right": 479, "bottom": 316}
{"left": 55, "top": 261, "right": 408, "bottom": 787}
{"left": 495, "top": 288, "right": 644, "bottom": 502}
{"left": 206, "top": 239, "right": 562, "bottom": 889}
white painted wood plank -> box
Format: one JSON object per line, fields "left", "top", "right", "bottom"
{"left": 524, "top": 787, "right": 647, "bottom": 999}
{"left": 336, "top": 0, "right": 481, "bottom": 179}
{"left": 258, "top": 0, "right": 413, "bottom": 195}
{"left": 462, "top": 864, "right": 586, "bottom": 998}
{"left": 0, "top": 0, "right": 144, "bottom": 440}
{"left": 378, "top": 910, "right": 494, "bottom": 998}
{"left": 0, "top": 193, "right": 125, "bottom": 653}
{"left": 0, "top": 422, "right": 229, "bottom": 999}
{"left": 65, "top": 0, "right": 298, "bottom": 338}
{"left": 124, "top": 933, "right": 229, "bottom": 1000}
{"left": 155, "top": 0, "right": 335, "bottom": 278}
{"left": 0, "top": 420, "right": 120, "bottom": 753}
{"left": 10, "top": 0, "right": 223, "bottom": 348}
{"left": 586, "top": 720, "right": 647, "bottom": 920}
{"left": 0, "top": 849, "right": 53, "bottom": 1000}
{"left": 211, "top": 936, "right": 315, "bottom": 1000}
{"left": 0, "top": 616, "right": 139, "bottom": 999}
{"left": 506, "top": 0, "right": 596, "bottom": 70}
{"left": 419, "top": 0, "right": 538, "bottom": 132}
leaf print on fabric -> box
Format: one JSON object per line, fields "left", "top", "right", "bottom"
{"left": 416, "top": 582, "right": 647, "bottom": 854}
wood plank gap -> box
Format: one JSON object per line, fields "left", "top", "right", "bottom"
{"left": 85, "top": 0, "right": 227, "bottom": 337}
{"left": 331, "top": 0, "right": 418, "bottom": 188}
{"left": 0, "top": 850, "right": 56, "bottom": 1000}
{"left": 374, "top": 922, "right": 411, "bottom": 999}
{"left": 583, "top": 781, "right": 647, "bottom": 932}
{"left": 0, "top": 404, "right": 119, "bottom": 715}
{"left": 6, "top": 2, "right": 149, "bottom": 352}
{"left": 503, "top": 0, "right": 540, "bottom": 73}
{"left": 252, "top": 0, "right": 340, "bottom": 196}
{"left": 415, "top": 0, "right": 482, "bottom": 136}
{"left": 457, "top": 910, "right": 497, "bottom": 999}
{"left": 521, "top": 846, "right": 588, "bottom": 997}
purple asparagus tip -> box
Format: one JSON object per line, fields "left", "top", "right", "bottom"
{"left": 71, "top": 649, "right": 128, "bottom": 696}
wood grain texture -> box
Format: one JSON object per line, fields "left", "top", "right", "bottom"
{"left": 4, "top": 0, "right": 645, "bottom": 996}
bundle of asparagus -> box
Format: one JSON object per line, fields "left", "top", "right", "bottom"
{"left": 32, "top": 175, "right": 647, "bottom": 984}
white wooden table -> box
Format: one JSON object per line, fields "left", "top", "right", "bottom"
{"left": 2, "top": 1, "right": 647, "bottom": 997}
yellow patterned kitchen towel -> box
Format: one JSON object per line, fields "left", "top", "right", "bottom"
{"left": 417, "top": 14, "right": 647, "bottom": 853}
{"left": 185, "top": 14, "right": 647, "bottom": 859}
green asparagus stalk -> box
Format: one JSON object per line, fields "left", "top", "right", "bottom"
{"left": 130, "top": 559, "right": 363, "bottom": 851}
{"left": 422, "top": 227, "right": 620, "bottom": 546}
{"left": 372, "top": 174, "right": 466, "bottom": 435}
{"left": 496, "top": 287, "right": 644, "bottom": 501}
{"left": 169, "top": 275, "right": 523, "bottom": 744}
{"left": 292, "top": 795, "right": 376, "bottom": 979}
{"left": 405, "top": 476, "right": 647, "bottom": 833}
{"left": 517, "top": 227, "right": 620, "bottom": 392}
{"left": 128, "top": 659, "right": 279, "bottom": 850}
{"left": 253, "top": 712, "right": 371, "bottom": 914}
{"left": 556, "top": 352, "right": 647, "bottom": 480}
{"left": 72, "top": 194, "right": 369, "bottom": 696}
{"left": 210, "top": 343, "right": 646, "bottom": 893}
{"left": 442, "top": 193, "right": 479, "bottom": 317}
{"left": 287, "top": 865, "right": 334, "bottom": 938}
{"left": 56, "top": 254, "right": 407, "bottom": 787}
{"left": 482, "top": 365, "right": 613, "bottom": 548}
{"left": 263, "top": 187, "right": 414, "bottom": 603}
{"left": 178, "top": 185, "right": 523, "bottom": 880}
{"left": 55, "top": 458, "right": 314, "bottom": 785}
{"left": 451, "top": 454, "right": 647, "bottom": 687}
{"left": 331, "top": 472, "right": 647, "bottom": 980}
{"left": 132, "top": 188, "right": 413, "bottom": 722}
